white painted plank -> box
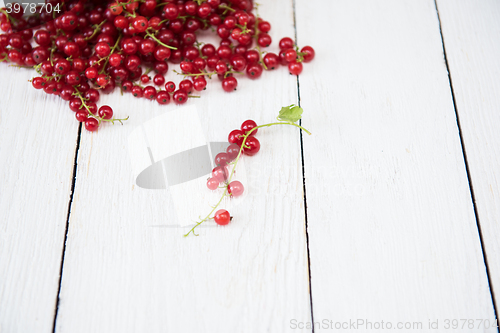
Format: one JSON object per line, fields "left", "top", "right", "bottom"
{"left": 295, "top": 0, "right": 496, "bottom": 330}
{"left": 436, "top": 0, "right": 500, "bottom": 310}
{"left": 54, "top": 1, "right": 312, "bottom": 332}
{"left": 0, "top": 66, "right": 79, "bottom": 332}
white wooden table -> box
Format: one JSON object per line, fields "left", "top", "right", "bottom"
{"left": 1, "top": 0, "right": 500, "bottom": 332}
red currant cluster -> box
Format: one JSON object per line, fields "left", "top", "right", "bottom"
{"left": 0, "top": 0, "right": 315, "bottom": 132}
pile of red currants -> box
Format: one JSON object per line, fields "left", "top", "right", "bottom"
{"left": 0, "top": 0, "right": 315, "bottom": 132}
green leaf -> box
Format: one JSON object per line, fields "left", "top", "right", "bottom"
{"left": 277, "top": 104, "right": 303, "bottom": 123}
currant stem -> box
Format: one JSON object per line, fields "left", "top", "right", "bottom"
{"left": 184, "top": 120, "right": 311, "bottom": 237}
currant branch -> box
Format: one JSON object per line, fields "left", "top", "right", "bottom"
{"left": 183, "top": 108, "right": 310, "bottom": 237}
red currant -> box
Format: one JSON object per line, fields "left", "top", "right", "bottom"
{"left": 173, "top": 90, "right": 188, "bottom": 104}
{"left": 226, "top": 143, "right": 240, "bottom": 160}
{"left": 242, "top": 136, "right": 260, "bottom": 156}
{"left": 165, "top": 81, "right": 176, "bottom": 93}
{"left": 241, "top": 120, "right": 258, "bottom": 135}
{"left": 279, "top": 37, "right": 294, "bottom": 50}
{"left": 212, "top": 165, "right": 228, "bottom": 182}
{"left": 301, "top": 46, "right": 315, "bottom": 62}
{"left": 98, "top": 105, "right": 113, "bottom": 119}
{"left": 156, "top": 91, "right": 170, "bottom": 105}
{"left": 288, "top": 61, "right": 303, "bottom": 75}
{"left": 222, "top": 77, "right": 237, "bottom": 92}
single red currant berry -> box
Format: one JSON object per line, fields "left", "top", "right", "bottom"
{"left": 193, "top": 57, "right": 207, "bottom": 70}
{"left": 122, "top": 80, "right": 133, "bottom": 93}
{"left": 96, "top": 74, "right": 109, "bottom": 87}
{"left": 173, "top": 90, "right": 188, "bottom": 104}
{"left": 54, "top": 59, "right": 71, "bottom": 75}
{"left": 301, "top": 46, "right": 315, "bottom": 62}
{"left": 85, "top": 117, "right": 99, "bottom": 132}
{"left": 226, "top": 143, "right": 240, "bottom": 161}
{"left": 69, "top": 98, "right": 83, "bottom": 112}
{"left": 201, "top": 44, "right": 216, "bottom": 57}
{"left": 109, "top": 53, "right": 124, "bottom": 67}
{"left": 156, "top": 91, "right": 170, "bottom": 105}
{"left": 140, "top": 74, "right": 150, "bottom": 84}
{"left": 263, "top": 53, "right": 279, "bottom": 70}
{"left": 279, "top": 37, "right": 295, "bottom": 50}
{"left": 228, "top": 181, "right": 244, "bottom": 197}
{"left": 212, "top": 166, "right": 228, "bottom": 182}
{"left": 207, "top": 178, "right": 219, "bottom": 190}
{"left": 215, "top": 60, "right": 228, "bottom": 75}
{"left": 221, "top": 76, "right": 237, "bottom": 92}
{"left": 258, "top": 21, "right": 271, "bottom": 33}
{"left": 288, "top": 61, "right": 303, "bottom": 75}
{"left": 241, "top": 120, "right": 258, "bottom": 135}
{"left": 98, "top": 105, "right": 113, "bottom": 119}
{"left": 215, "top": 152, "right": 230, "bottom": 166}
{"left": 217, "top": 45, "right": 232, "bottom": 60}
{"left": 165, "top": 81, "right": 176, "bottom": 93}
{"left": 163, "top": 3, "right": 179, "bottom": 20}
{"left": 244, "top": 50, "right": 259, "bottom": 64}
{"left": 85, "top": 67, "right": 98, "bottom": 79}
{"left": 154, "top": 46, "right": 171, "bottom": 61}
{"left": 132, "top": 16, "right": 148, "bottom": 33}
{"left": 257, "top": 33, "right": 272, "bottom": 47}
{"left": 87, "top": 102, "right": 98, "bottom": 115}
{"left": 110, "top": 2, "right": 123, "bottom": 15}
{"left": 34, "top": 30, "right": 51, "bottom": 46}
{"left": 193, "top": 77, "right": 207, "bottom": 91}
{"left": 284, "top": 49, "right": 297, "bottom": 63}
{"left": 179, "top": 79, "right": 193, "bottom": 93}
{"left": 230, "top": 54, "right": 247, "bottom": 71}
{"left": 242, "top": 136, "right": 260, "bottom": 156}
{"left": 228, "top": 129, "right": 244, "bottom": 146}
{"left": 153, "top": 74, "right": 165, "bottom": 86}
{"left": 95, "top": 42, "right": 111, "bottom": 57}
{"left": 75, "top": 110, "right": 88, "bottom": 122}
{"left": 180, "top": 60, "right": 194, "bottom": 73}
{"left": 214, "top": 209, "right": 231, "bottom": 226}
{"left": 84, "top": 89, "right": 100, "bottom": 103}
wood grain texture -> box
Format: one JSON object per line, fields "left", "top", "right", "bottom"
{"left": 436, "top": 0, "right": 500, "bottom": 310}
{"left": 295, "top": 0, "right": 496, "bottom": 330}
{"left": 54, "top": 1, "right": 312, "bottom": 332}
{"left": 0, "top": 66, "right": 79, "bottom": 332}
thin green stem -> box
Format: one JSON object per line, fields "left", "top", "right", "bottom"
{"left": 99, "top": 34, "right": 122, "bottom": 74}
{"left": 145, "top": 31, "right": 177, "bottom": 50}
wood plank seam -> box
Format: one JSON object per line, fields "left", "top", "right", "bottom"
{"left": 292, "top": 0, "right": 315, "bottom": 331}
{"left": 433, "top": 0, "right": 499, "bottom": 321}
{"left": 51, "top": 123, "right": 83, "bottom": 333}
